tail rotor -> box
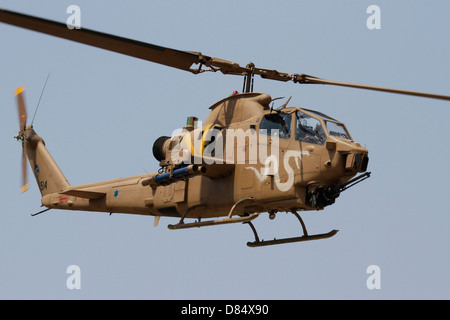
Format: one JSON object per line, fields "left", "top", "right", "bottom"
{"left": 14, "top": 86, "right": 29, "bottom": 193}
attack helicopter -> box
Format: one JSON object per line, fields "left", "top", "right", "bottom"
{"left": 2, "top": 9, "right": 449, "bottom": 247}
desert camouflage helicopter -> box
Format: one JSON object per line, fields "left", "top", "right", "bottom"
{"left": 2, "top": 9, "right": 449, "bottom": 247}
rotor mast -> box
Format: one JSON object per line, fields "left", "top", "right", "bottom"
{"left": 243, "top": 63, "right": 255, "bottom": 93}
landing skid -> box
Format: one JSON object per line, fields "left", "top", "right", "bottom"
{"left": 168, "top": 212, "right": 259, "bottom": 230}
{"left": 168, "top": 197, "right": 257, "bottom": 230}
{"left": 168, "top": 199, "right": 338, "bottom": 247}
{"left": 246, "top": 211, "right": 338, "bottom": 248}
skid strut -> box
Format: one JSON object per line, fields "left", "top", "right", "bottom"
{"left": 168, "top": 197, "right": 257, "bottom": 230}
{"left": 246, "top": 211, "right": 338, "bottom": 247}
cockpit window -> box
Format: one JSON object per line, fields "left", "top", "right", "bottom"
{"left": 259, "top": 113, "right": 292, "bottom": 139}
{"left": 295, "top": 111, "right": 326, "bottom": 145}
{"left": 302, "top": 108, "right": 337, "bottom": 121}
{"left": 325, "top": 121, "right": 351, "bottom": 140}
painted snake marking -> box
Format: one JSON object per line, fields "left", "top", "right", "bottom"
{"left": 245, "top": 150, "right": 309, "bottom": 192}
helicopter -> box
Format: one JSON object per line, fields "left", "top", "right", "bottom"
{"left": 2, "top": 9, "right": 449, "bottom": 247}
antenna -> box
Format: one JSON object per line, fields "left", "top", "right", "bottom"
{"left": 31, "top": 72, "right": 50, "bottom": 125}
{"left": 279, "top": 96, "right": 292, "bottom": 109}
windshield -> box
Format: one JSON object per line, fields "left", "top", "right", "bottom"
{"left": 325, "top": 121, "right": 351, "bottom": 139}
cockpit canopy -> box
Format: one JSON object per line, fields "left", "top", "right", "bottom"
{"left": 302, "top": 108, "right": 351, "bottom": 140}
{"left": 259, "top": 108, "right": 351, "bottom": 145}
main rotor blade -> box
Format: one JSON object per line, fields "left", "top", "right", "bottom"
{"left": 294, "top": 74, "right": 450, "bottom": 101}
{"left": 0, "top": 8, "right": 203, "bottom": 72}
{"left": 2, "top": 9, "right": 448, "bottom": 101}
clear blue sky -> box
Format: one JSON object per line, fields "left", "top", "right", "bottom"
{"left": 0, "top": 0, "right": 449, "bottom": 299}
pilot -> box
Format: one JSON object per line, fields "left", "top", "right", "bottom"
{"left": 265, "top": 113, "right": 290, "bottom": 136}
{"left": 314, "top": 123, "right": 325, "bottom": 142}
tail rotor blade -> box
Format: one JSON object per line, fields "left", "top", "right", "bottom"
{"left": 15, "top": 86, "right": 29, "bottom": 192}
{"left": 21, "top": 141, "right": 29, "bottom": 193}
{"left": 15, "top": 86, "right": 27, "bottom": 131}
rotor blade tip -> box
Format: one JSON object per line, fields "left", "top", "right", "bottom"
{"left": 21, "top": 184, "right": 29, "bottom": 193}
{"left": 15, "top": 86, "right": 25, "bottom": 96}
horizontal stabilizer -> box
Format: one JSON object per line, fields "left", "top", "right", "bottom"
{"left": 61, "top": 189, "right": 106, "bottom": 199}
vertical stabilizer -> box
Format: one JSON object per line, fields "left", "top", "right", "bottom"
{"left": 24, "top": 125, "right": 70, "bottom": 196}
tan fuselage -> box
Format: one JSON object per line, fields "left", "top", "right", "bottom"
{"left": 31, "top": 93, "right": 368, "bottom": 221}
